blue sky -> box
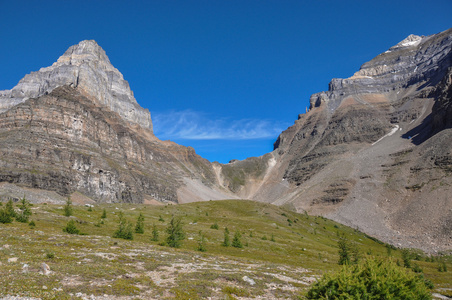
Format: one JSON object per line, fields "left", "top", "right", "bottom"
{"left": 0, "top": 1, "right": 451, "bottom": 163}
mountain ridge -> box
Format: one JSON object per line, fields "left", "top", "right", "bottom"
{"left": 218, "top": 28, "right": 452, "bottom": 252}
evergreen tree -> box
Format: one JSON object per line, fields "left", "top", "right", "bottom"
{"left": 16, "top": 196, "right": 32, "bottom": 223}
{"left": 63, "top": 219, "right": 80, "bottom": 235}
{"left": 197, "top": 231, "right": 207, "bottom": 252}
{"left": 150, "top": 223, "right": 159, "bottom": 241}
{"left": 338, "top": 234, "right": 354, "bottom": 265}
{"left": 19, "top": 196, "right": 32, "bottom": 216}
{"left": 101, "top": 208, "right": 107, "bottom": 219}
{"left": 113, "top": 211, "right": 134, "bottom": 240}
{"left": 0, "top": 207, "right": 13, "bottom": 223}
{"left": 63, "top": 197, "right": 73, "bottom": 217}
{"left": 5, "top": 199, "right": 16, "bottom": 219}
{"left": 232, "top": 231, "right": 243, "bottom": 248}
{"left": 438, "top": 261, "right": 448, "bottom": 272}
{"left": 222, "top": 227, "right": 230, "bottom": 247}
{"left": 401, "top": 249, "right": 412, "bottom": 268}
{"left": 166, "top": 217, "right": 185, "bottom": 248}
{"left": 135, "top": 212, "right": 145, "bottom": 234}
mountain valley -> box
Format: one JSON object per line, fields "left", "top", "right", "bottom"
{"left": 0, "top": 29, "right": 451, "bottom": 256}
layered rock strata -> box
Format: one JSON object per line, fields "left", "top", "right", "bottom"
{"left": 0, "top": 86, "right": 224, "bottom": 203}
{"left": 0, "top": 41, "right": 231, "bottom": 203}
{"left": 0, "top": 40, "right": 152, "bottom": 130}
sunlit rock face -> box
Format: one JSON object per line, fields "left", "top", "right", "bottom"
{"left": 0, "top": 41, "right": 232, "bottom": 204}
{"left": 0, "top": 40, "right": 152, "bottom": 130}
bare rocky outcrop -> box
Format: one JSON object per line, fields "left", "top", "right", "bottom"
{"left": 0, "top": 86, "right": 225, "bottom": 203}
{"left": 0, "top": 42, "right": 232, "bottom": 203}
{"left": 0, "top": 40, "right": 152, "bottom": 130}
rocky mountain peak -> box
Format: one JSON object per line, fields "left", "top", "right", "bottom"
{"left": 0, "top": 40, "right": 153, "bottom": 131}
{"left": 55, "top": 40, "right": 112, "bottom": 66}
{"left": 308, "top": 29, "right": 452, "bottom": 111}
{"left": 389, "top": 34, "right": 423, "bottom": 50}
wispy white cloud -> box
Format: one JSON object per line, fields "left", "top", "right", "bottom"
{"left": 152, "top": 110, "right": 289, "bottom": 140}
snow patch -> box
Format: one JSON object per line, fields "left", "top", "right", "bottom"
{"left": 390, "top": 34, "right": 422, "bottom": 50}
{"left": 372, "top": 125, "right": 399, "bottom": 146}
{"left": 399, "top": 39, "right": 421, "bottom": 47}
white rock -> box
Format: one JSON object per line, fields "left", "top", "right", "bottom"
{"left": 242, "top": 275, "right": 255, "bottom": 285}
{"left": 40, "top": 262, "right": 51, "bottom": 275}
{"left": 22, "top": 263, "right": 29, "bottom": 273}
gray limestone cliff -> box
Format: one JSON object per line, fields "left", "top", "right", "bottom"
{"left": 309, "top": 30, "right": 452, "bottom": 111}
{"left": 0, "top": 40, "right": 152, "bottom": 130}
{"left": 0, "top": 40, "right": 233, "bottom": 204}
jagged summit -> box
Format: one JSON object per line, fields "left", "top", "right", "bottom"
{"left": 389, "top": 34, "right": 423, "bottom": 50}
{"left": 60, "top": 40, "right": 111, "bottom": 63}
{"left": 0, "top": 40, "right": 152, "bottom": 130}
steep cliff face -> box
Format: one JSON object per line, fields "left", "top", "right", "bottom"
{"left": 0, "top": 86, "right": 227, "bottom": 203}
{"left": 220, "top": 28, "right": 452, "bottom": 252}
{"left": 0, "top": 40, "right": 152, "bottom": 130}
{"left": 0, "top": 41, "right": 231, "bottom": 204}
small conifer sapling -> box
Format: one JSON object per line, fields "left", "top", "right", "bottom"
{"left": 135, "top": 212, "right": 145, "bottom": 234}
{"left": 151, "top": 223, "right": 159, "bottom": 241}
{"left": 166, "top": 217, "right": 185, "bottom": 248}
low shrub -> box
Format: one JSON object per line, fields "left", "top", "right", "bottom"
{"left": 63, "top": 219, "right": 80, "bottom": 235}
{"left": 0, "top": 208, "right": 13, "bottom": 224}
{"left": 306, "top": 259, "right": 433, "bottom": 299}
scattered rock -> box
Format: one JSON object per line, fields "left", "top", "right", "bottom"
{"left": 432, "top": 293, "right": 451, "bottom": 300}
{"left": 243, "top": 275, "right": 255, "bottom": 286}
{"left": 7, "top": 257, "right": 18, "bottom": 263}
{"left": 40, "top": 262, "right": 51, "bottom": 275}
{"left": 22, "top": 263, "right": 29, "bottom": 273}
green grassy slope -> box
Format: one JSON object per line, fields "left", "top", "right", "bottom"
{"left": 0, "top": 199, "right": 450, "bottom": 299}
